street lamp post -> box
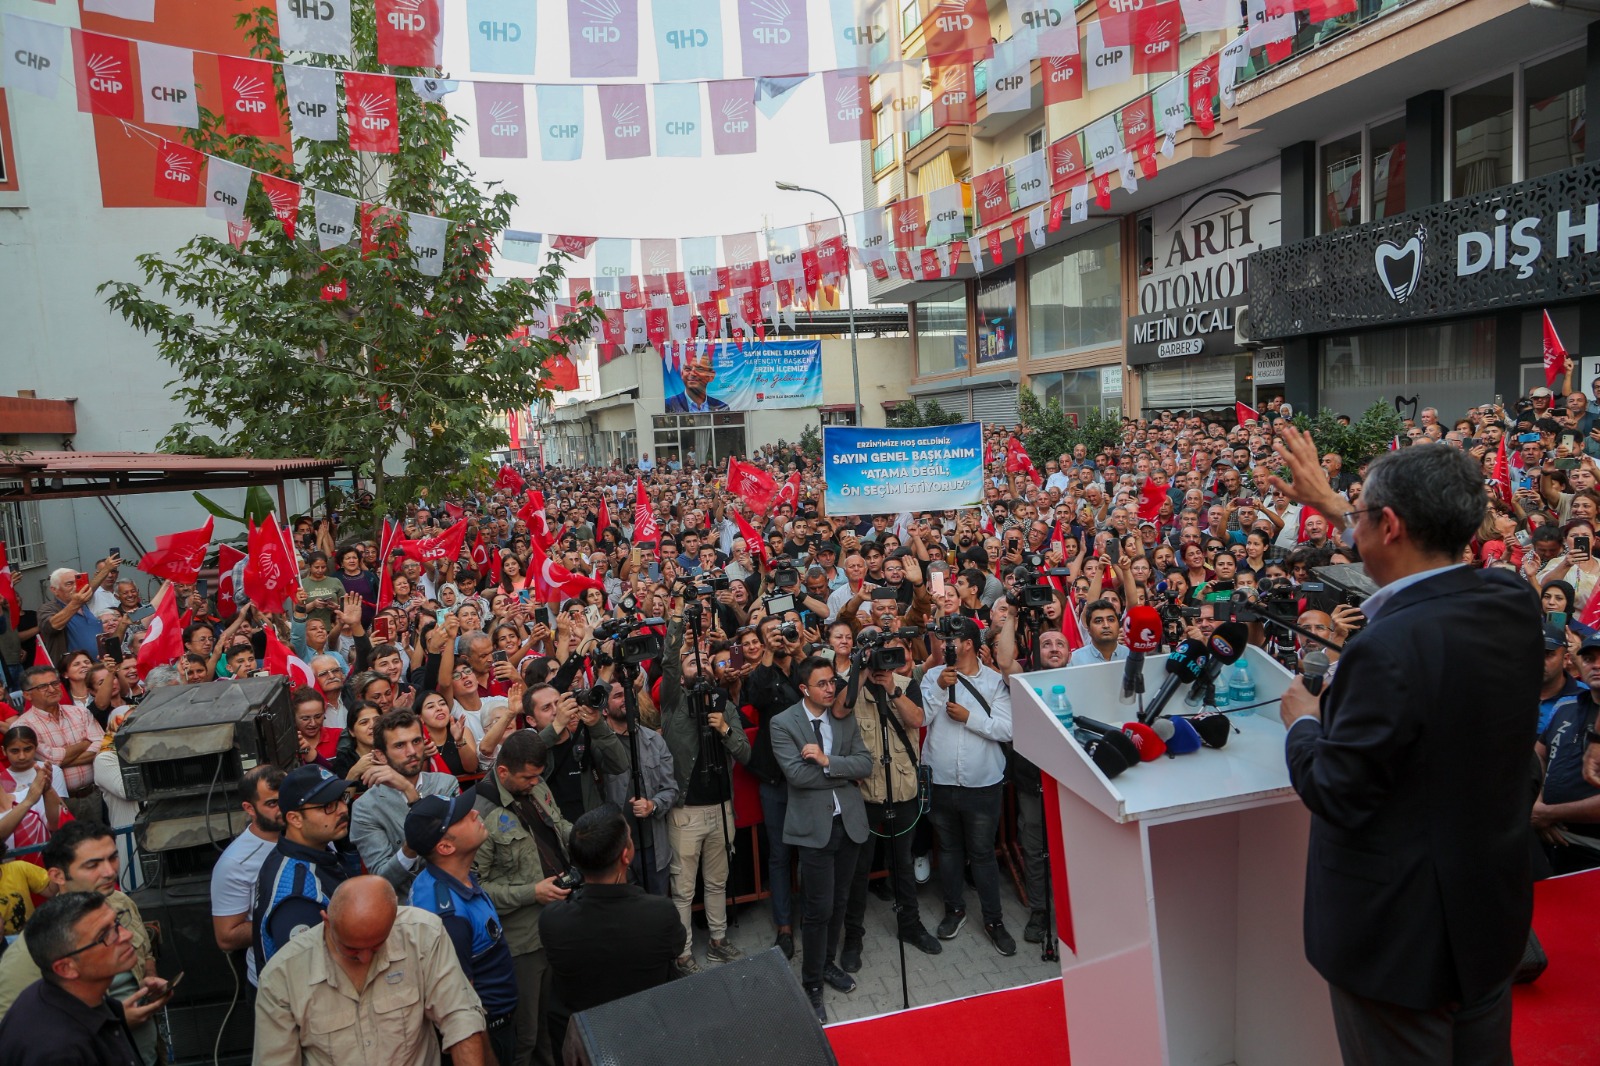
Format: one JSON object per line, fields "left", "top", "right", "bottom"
{"left": 775, "top": 181, "right": 862, "bottom": 429}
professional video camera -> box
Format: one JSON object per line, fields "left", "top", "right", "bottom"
{"left": 1005, "top": 550, "right": 1070, "bottom": 611}
{"left": 593, "top": 617, "right": 667, "bottom": 666}
{"left": 852, "top": 629, "right": 908, "bottom": 673}
{"left": 770, "top": 557, "right": 801, "bottom": 590}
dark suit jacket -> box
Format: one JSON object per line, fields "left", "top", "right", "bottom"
{"left": 1285, "top": 566, "right": 1540, "bottom": 1010}
{"left": 771, "top": 701, "right": 873, "bottom": 848}
{"left": 538, "top": 882, "right": 683, "bottom": 1023}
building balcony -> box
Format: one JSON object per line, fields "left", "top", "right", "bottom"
{"left": 872, "top": 135, "right": 898, "bottom": 176}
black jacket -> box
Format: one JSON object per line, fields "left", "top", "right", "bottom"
{"left": 1285, "top": 566, "right": 1540, "bottom": 1009}
{"left": 538, "top": 882, "right": 683, "bottom": 1022}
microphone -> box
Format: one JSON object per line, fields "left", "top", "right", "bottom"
{"left": 1301, "top": 646, "right": 1331, "bottom": 696}
{"left": 1075, "top": 727, "right": 1133, "bottom": 779}
{"left": 1118, "top": 606, "right": 1163, "bottom": 705}
{"left": 1176, "top": 711, "right": 1233, "bottom": 749}
{"left": 1164, "top": 716, "right": 1204, "bottom": 755}
{"left": 1120, "top": 721, "right": 1166, "bottom": 761}
{"left": 1138, "top": 638, "right": 1209, "bottom": 725}
{"left": 1184, "top": 622, "right": 1250, "bottom": 708}
{"left": 1074, "top": 717, "right": 1144, "bottom": 768}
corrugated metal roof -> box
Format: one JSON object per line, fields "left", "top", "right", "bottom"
{"left": 0, "top": 451, "right": 342, "bottom": 476}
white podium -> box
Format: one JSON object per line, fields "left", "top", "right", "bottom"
{"left": 1011, "top": 648, "right": 1340, "bottom": 1066}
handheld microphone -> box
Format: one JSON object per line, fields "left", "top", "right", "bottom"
{"left": 1138, "top": 638, "right": 1209, "bottom": 725}
{"left": 1176, "top": 710, "right": 1233, "bottom": 749}
{"left": 1184, "top": 622, "right": 1250, "bottom": 708}
{"left": 1301, "top": 646, "right": 1331, "bottom": 696}
{"left": 1075, "top": 728, "right": 1134, "bottom": 779}
{"left": 1120, "top": 721, "right": 1166, "bottom": 761}
{"left": 1119, "top": 606, "right": 1163, "bottom": 705}
{"left": 1074, "top": 717, "right": 1144, "bottom": 768}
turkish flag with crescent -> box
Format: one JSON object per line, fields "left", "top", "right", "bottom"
{"left": 528, "top": 540, "right": 605, "bottom": 604}
{"left": 264, "top": 622, "right": 316, "bottom": 689}
{"left": 136, "top": 585, "right": 184, "bottom": 680}
{"left": 137, "top": 517, "right": 214, "bottom": 584}
{"left": 773, "top": 471, "right": 803, "bottom": 512}
{"left": 496, "top": 465, "right": 525, "bottom": 495}
{"left": 216, "top": 543, "right": 246, "bottom": 618}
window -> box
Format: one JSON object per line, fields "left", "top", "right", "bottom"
{"left": 1319, "top": 115, "right": 1407, "bottom": 232}
{"left": 914, "top": 282, "right": 969, "bottom": 376}
{"left": 901, "top": 0, "right": 920, "bottom": 37}
{"left": 976, "top": 266, "right": 1017, "bottom": 364}
{"left": 1026, "top": 127, "right": 1046, "bottom": 155}
{"left": 1525, "top": 50, "right": 1586, "bottom": 180}
{"left": 1320, "top": 317, "right": 1497, "bottom": 419}
{"left": 1031, "top": 369, "right": 1113, "bottom": 425}
{"left": 1027, "top": 224, "right": 1122, "bottom": 358}
{"left": 1319, "top": 131, "right": 1363, "bottom": 233}
{"left": 0, "top": 492, "right": 45, "bottom": 569}
{"left": 1451, "top": 74, "right": 1514, "bottom": 196}
{"left": 0, "top": 91, "right": 16, "bottom": 193}
{"left": 1369, "top": 117, "right": 1406, "bottom": 221}
{"left": 651, "top": 413, "right": 745, "bottom": 466}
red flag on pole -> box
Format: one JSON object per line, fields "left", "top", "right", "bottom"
{"left": 1060, "top": 595, "right": 1087, "bottom": 650}
{"left": 528, "top": 540, "right": 605, "bottom": 604}
{"left": 397, "top": 520, "right": 468, "bottom": 565}
{"left": 135, "top": 584, "right": 184, "bottom": 680}
{"left": 1235, "top": 400, "right": 1261, "bottom": 425}
{"left": 732, "top": 508, "right": 769, "bottom": 567}
{"left": 773, "top": 471, "right": 803, "bottom": 512}
{"left": 244, "top": 515, "right": 296, "bottom": 614}
{"left": 0, "top": 540, "right": 19, "bottom": 628}
{"left": 1138, "top": 478, "right": 1166, "bottom": 523}
{"left": 216, "top": 543, "right": 246, "bottom": 619}
{"left": 633, "top": 478, "right": 660, "bottom": 548}
{"left": 1492, "top": 436, "right": 1515, "bottom": 507}
{"left": 495, "top": 465, "right": 526, "bottom": 495}
{"left": 1543, "top": 310, "right": 1570, "bottom": 389}
{"left": 597, "top": 496, "right": 612, "bottom": 537}
{"left": 726, "top": 458, "right": 779, "bottom": 514}
{"left": 136, "top": 517, "right": 214, "bottom": 584}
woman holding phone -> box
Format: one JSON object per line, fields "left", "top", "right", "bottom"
{"left": 1537, "top": 520, "right": 1600, "bottom": 611}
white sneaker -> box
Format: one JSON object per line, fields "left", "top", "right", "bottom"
{"left": 914, "top": 855, "right": 932, "bottom": 884}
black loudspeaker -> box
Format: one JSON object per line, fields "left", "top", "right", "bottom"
{"left": 115, "top": 675, "right": 294, "bottom": 801}
{"left": 129, "top": 877, "right": 254, "bottom": 1063}
{"left": 566, "top": 948, "right": 837, "bottom": 1066}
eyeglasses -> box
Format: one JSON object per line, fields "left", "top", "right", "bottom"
{"left": 307, "top": 797, "right": 349, "bottom": 815}
{"left": 806, "top": 677, "right": 838, "bottom": 688}
{"left": 1342, "top": 508, "right": 1374, "bottom": 526}
{"left": 25, "top": 679, "right": 61, "bottom": 691}
{"left": 59, "top": 913, "right": 133, "bottom": 960}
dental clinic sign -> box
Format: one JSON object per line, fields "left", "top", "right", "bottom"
{"left": 1249, "top": 160, "right": 1600, "bottom": 339}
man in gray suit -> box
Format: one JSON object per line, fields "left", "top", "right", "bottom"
{"left": 771, "top": 655, "right": 874, "bottom": 1022}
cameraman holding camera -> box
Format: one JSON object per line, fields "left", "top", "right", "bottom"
{"left": 659, "top": 599, "right": 752, "bottom": 973}
{"left": 746, "top": 612, "right": 808, "bottom": 957}
{"left": 599, "top": 681, "right": 676, "bottom": 897}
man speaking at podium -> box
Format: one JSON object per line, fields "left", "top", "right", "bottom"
{"left": 1272, "top": 430, "right": 1540, "bottom": 1066}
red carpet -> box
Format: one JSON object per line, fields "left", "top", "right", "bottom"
{"left": 828, "top": 872, "right": 1599, "bottom": 1066}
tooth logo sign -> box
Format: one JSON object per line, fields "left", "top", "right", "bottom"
{"left": 233, "top": 75, "right": 269, "bottom": 113}
{"left": 1375, "top": 226, "right": 1426, "bottom": 304}
{"left": 490, "top": 100, "right": 521, "bottom": 136}
{"left": 752, "top": 0, "right": 792, "bottom": 44}
{"left": 87, "top": 52, "right": 124, "bottom": 94}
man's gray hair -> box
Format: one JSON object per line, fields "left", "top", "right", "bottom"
{"left": 49, "top": 567, "right": 77, "bottom": 591}
{"left": 1361, "top": 445, "right": 1486, "bottom": 557}
{"left": 146, "top": 664, "right": 182, "bottom": 688}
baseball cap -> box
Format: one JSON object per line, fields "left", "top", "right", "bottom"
{"left": 1530, "top": 387, "right": 1553, "bottom": 398}
{"left": 404, "top": 795, "right": 474, "bottom": 856}
{"left": 1544, "top": 622, "right": 1568, "bottom": 651}
{"left": 816, "top": 541, "right": 840, "bottom": 554}
{"left": 279, "top": 765, "right": 356, "bottom": 813}
{"left": 1577, "top": 632, "right": 1600, "bottom": 656}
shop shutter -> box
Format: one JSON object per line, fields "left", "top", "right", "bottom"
{"left": 1139, "top": 360, "right": 1236, "bottom": 412}
{"left": 922, "top": 389, "right": 972, "bottom": 420}
{"left": 970, "top": 385, "right": 1018, "bottom": 427}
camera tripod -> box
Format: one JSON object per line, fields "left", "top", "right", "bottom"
{"left": 684, "top": 605, "right": 735, "bottom": 876}
{"left": 614, "top": 654, "right": 656, "bottom": 879}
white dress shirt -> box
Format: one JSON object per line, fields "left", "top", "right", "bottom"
{"left": 919, "top": 663, "right": 1012, "bottom": 788}
{"left": 804, "top": 705, "right": 841, "bottom": 815}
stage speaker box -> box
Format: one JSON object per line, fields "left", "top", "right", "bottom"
{"left": 134, "top": 795, "right": 251, "bottom": 887}
{"left": 566, "top": 948, "right": 838, "bottom": 1066}
{"left": 129, "top": 878, "right": 255, "bottom": 1063}
{"left": 115, "top": 675, "right": 294, "bottom": 801}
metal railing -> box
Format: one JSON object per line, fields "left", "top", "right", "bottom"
{"left": 872, "top": 135, "right": 897, "bottom": 173}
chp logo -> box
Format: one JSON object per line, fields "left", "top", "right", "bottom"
{"left": 580, "top": 0, "right": 624, "bottom": 42}
{"left": 264, "top": 184, "right": 297, "bottom": 222}
{"left": 231, "top": 74, "right": 270, "bottom": 114}
{"left": 86, "top": 51, "right": 125, "bottom": 95}
{"left": 932, "top": 0, "right": 975, "bottom": 33}
{"left": 352, "top": 91, "right": 393, "bottom": 132}
{"left": 161, "top": 147, "right": 197, "bottom": 185}
{"left": 1141, "top": 19, "right": 1175, "bottom": 58}
{"left": 386, "top": 0, "right": 429, "bottom": 33}
{"left": 1374, "top": 224, "right": 1426, "bottom": 304}
{"left": 611, "top": 100, "right": 643, "bottom": 138}
{"left": 939, "top": 65, "right": 969, "bottom": 107}
{"left": 750, "top": 0, "right": 794, "bottom": 45}
{"left": 720, "top": 97, "right": 751, "bottom": 134}
{"left": 489, "top": 99, "right": 522, "bottom": 137}
{"left": 894, "top": 203, "right": 921, "bottom": 237}
{"left": 834, "top": 82, "right": 864, "bottom": 122}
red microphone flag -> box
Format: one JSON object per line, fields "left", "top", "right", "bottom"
{"left": 136, "top": 517, "right": 214, "bottom": 584}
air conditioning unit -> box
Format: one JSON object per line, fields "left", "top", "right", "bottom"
{"left": 1234, "top": 305, "right": 1263, "bottom": 350}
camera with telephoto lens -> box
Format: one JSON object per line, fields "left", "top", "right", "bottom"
{"left": 574, "top": 682, "right": 610, "bottom": 711}
{"left": 593, "top": 617, "right": 667, "bottom": 666}
{"left": 1005, "top": 553, "right": 1059, "bottom": 611}
{"left": 772, "top": 559, "right": 801, "bottom": 588}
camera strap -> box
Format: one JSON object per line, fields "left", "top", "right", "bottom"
{"left": 874, "top": 684, "right": 921, "bottom": 771}
{"left": 954, "top": 673, "right": 994, "bottom": 720}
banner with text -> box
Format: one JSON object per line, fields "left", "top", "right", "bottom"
{"left": 822, "top": 422, "right": 985, "bottom": 515}
{"left": 662, "top": 338, "right": 822, "bottom": 412}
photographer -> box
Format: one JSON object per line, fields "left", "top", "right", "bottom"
{"left": 839, "top": 635, "right": 942, "bottom": 968}
{"left": 745, "top": 612, "right": 807, "bottom": 957}
{"left": 525, "top": 683, "right": 631, "bottom": 824}
{"left": 659, "top": 604, "right": 752, "bottom": 973}
{"left": 598, "top": 681, "right": 676, "bottom": 897}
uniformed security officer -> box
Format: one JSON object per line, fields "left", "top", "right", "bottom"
{"left": 472, "top": 729, "right": 574, "bottom": 1066}
{"left": 253, "top": 875, "right": 488, "bottom": 1066}
{"left": 252, "top": 765, "right": 356, "bottom": 973}
{"left": 406, "top": 795, "right": 519, "bottom": 1066}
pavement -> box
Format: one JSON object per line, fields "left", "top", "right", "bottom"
{"left": 682, "top": 869, "right": 1060, "bottom": 1024}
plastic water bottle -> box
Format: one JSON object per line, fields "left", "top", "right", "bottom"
{"left": 1229, "top": 658, "right": 1256, "bottom": 705}
{"left": 1211, "top": 680, "right": 1230, "bottom": 709}
{"left": 1051, "top": 684, "right": 1075, "bottom": 729}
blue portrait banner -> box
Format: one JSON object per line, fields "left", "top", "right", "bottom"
{"left": 662, "top": 339, "right": 823, "bottom": 413}
{"left": 822, "top": 422, "right": 985, "bottom": 515}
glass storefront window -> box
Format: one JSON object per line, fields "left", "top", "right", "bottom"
{"left": 1031, "top": 368, "right": 1113, "bottom": 426}
{"left": 915, "top": 282, "right": 969, "bottom": 376}
{"left": 1370, "top": 117, "right": 1406, "bottom": 221}
{"left": 651, "top": 413, "right": 746, "bottom": 467}
{"left": 1320, "top": 131, "right": 1363, "bottom": 232}
{"left": 1027, "top": 225, "right": 1122, "bottom": 360}
{"left": 1451, "top": 75, "right": 1514, "bottom": 196}
{"left": 1320, "top": 317, "right": 1497, "bottom": 419}
{"left": 976, "top": 266, "right": 1018, "bottom": 364}
{"left": 1525, "top": 50, "right": 1586, "bottom": 180}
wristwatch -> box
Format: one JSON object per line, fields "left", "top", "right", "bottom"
{"left": 1586, "top": 728, "right": 1600, "bottom": 747}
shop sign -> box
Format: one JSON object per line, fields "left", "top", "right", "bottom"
{"left": 1127, "top": 298, "right": 1238, "bottom": 365}
{"left": 1136, "top": 162, "right": 1281, "bottom": 316}
{"left": 1101, "top": 365, "right": 1123, "bottom": 394}
{"left": 1253, "top": 350, "right": 1284, "bottom": 385}
{"left": 1249, "top": 160, "right": 1600, "bottom": 339}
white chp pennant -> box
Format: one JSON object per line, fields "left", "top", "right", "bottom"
{"left": 502, "top": 229, "right": 543, "bottom": 264}
{"left": 967, "top": 233, "right": 985, "bottom": 273}
{"left": 84, "top": 0, "right": 155, "bottom": 20}
{"left": 137, "top": 42, "right": 198, "bottom": 128}
{"left": 410, "top": 77, "right": 460, "bottom": 102}
{"left": 851, "top": 206, "right": 890, "bottom": 269}
{"left": 537, "top": 84, "right": 585, "bottom": 160}
{"left": 1007, "top": 0, "right": 1077, "bottom": 59}
{"left": 986, "top": 38, "right": 1032, "bottom": 114}
{"left": 652, "top": 0, "right": 724, "bottom": 81}
{"left": 640, "top": 237, "right": 678, "bottom": 275}
{"left": 276, "top": 0, "right": 352, "bottom": 56}
{"left": 1070, "top": 181, "right": 1088, "bottom": 223}
{"left": 407, "top": 213, "right": 449, "bottom": 276}
{"left": 681, "top": 236, "right": 717, "bottom": 296}
{"left": 1084, "top": 20, "right": 1130, "bottom": 92}
{"left": 314, "top": 189, "right": 359, "bottom": 249}
{"left": 1218, "top": 34, "right": 1251, "bottom": 108}
{"left": 1012, "top": 149, "right": 1048, "bottom": 208}
{"left": 1083, "top": 113, "right": 1124, "bottom": 178}
{"left": 205, "top": 159, "right": 252, "bottom": 224}
{"left": 467, "top": 0, "right": 538, "bottom": 74}
{"left": 1155, "top": 75, "right": 1188, "bottom": 156}
{"left": 3, "top": 15, "right": 64, "bottom": 99}
{"left": 654, "top": 82, "right": 703, "bottom": 158}
{"left": 1248, "top": 0, "right": 1296, "bottom": 46}
{"left": 767, "top": 225, "right": 805, "bottom": 283}
{"left": 475, "top": 82, "right": 529, "bottom": 157}
{"left": 1028, "top": 206, "right": 1047, "bottom": 248}
{"left": 925, "top": 184, "right": 965, "bottom": 244}
{"left": 668, "top": 301, "right": 694, "bottom": 342}
{"left": 1180, "top": 0, "right": 1241, "bottom": 31}
{"left": 827, "top": 0, "right": 889, "bottom": 71}
{"left": 284, "top": 65, "right": 339, "bottom": 141}
{"left": 594, "top": 237, "right": 633, "bottom": 284}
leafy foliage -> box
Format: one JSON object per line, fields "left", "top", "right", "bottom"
{"left": 98, "top": 3, "right": 598, "bottom": 521}
{"left": 798, "top": 423, "right": 822, "bottom": 461}
{"left": 1017, "top": 389, "right": 1124, "bottom": 462}
{"left": 887, "top": 398, "right": 964, "bottom": 428}
{"left": 1292, "top": 402, "right": 1406, "bottom": 470}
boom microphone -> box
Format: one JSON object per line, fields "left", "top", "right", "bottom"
{"left": 1119, "top": 606, "right": 1163, "bottom": 705}
{"left": 1138, "top": 638, "right": 1209, "bottom": 725}
{"left": 1301, "top": 647, "right": 1331, "bottom": 697}
{"left": 1184, "top": 622, "right": 1250, "bottom": 708}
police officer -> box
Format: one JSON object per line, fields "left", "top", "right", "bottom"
{"left": 251, "top": 765, "right": 356, "bottom": 973}
{"left": 406, "top": 796, "right": 519, "bottom": 1066}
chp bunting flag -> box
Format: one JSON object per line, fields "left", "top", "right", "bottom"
{"left": 375, "top": 0, "right": 442, "bottom": 66}
{"left": 258, "top": 175, "right": 301, "bottom": 239}
{"left": 0, "top": 540, "right": 19, "bottom": 628}
{"left": 398, "top": 519, "right": 469, "bottom": 564}
{"left": 3, "top": 14, "right": 63, "bottom": 100}
{"left": 218, "top": 55, "right": 280, "bottom": 138}
{"left": 1043, "top": 54, "right": 1082, "bottom": 104}
{"left": 244, "top": 514, "right": 297, "bottom": 613}
{"left": 726, "top": 457, "right": 779, "bottom": 513}
{"left": 137, "top": 42, "right": 199, "bottom": 128}
{"left": 345, "top": 71, "right": 400, "bottom": 154}
{"left": 152, "top": 140, "right": 205, "bottom": 204}
{"left": 136, "top": 517, "right": 214, "bottom": 584}
{"left": 1543, "top": 310, "right": 1570, "bottom": 388}
{"left": 633, "top": 477, "right": 660, "bottom": 547}
{"left": 264, "top": 621, "right": 317, "bottom": 688}
{"left": 1138, "top": 477, "right": 1167, "bottom": 523}
{"left": 1235, "top": 400, "right": 1260, "bottom": 425}
{"left": 72, "top": 30, "right": 136, "bottom": 119}
{"left": 135, "top": 584, "right": 183, "bottom": 680}
{"left": 1491, "top": 436, "right": 1514, "bottom": 506}
{"left": 215, "top": 543, "right": 246, "bottom": 618}
{"left": 1189, "top": 54, "right": 1219, "bottom": 135}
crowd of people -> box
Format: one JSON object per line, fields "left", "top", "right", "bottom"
{"left": 0, "top": 381, "right": 1597, "bottom": 1065}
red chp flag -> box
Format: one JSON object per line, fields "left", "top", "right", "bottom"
{"left": 345, "top": 72, "right": 400, "bottom": 154}
{"left": 264, "top": 622, "right": 316, "bottom": 689}
{"left": 244, "top": 514, "right": 297, "bottom": 613}
{"left": 732, "top": 507, "right": 768, "bottom": 566}
{"left": 376, "top": 0, "right": 442, "bottom": 66}
{"left": 1236, "top": 400, "right": 1260, "bottom": 425}
{"left": 495, "top": 465, "right": 526, "bottom": 495}
{"left": 136, "top": 517, "right": 214, "bottom": 584}
{"left": 633, "top": 477, "right": 660, "bottom": 547}
{"left": 73, "top": 31, "right": 136, "bottom": 119}
{"left": 218, "top": 55, "right": 281, "bottom": 138}
{"left": 1189, "top": 54, "right": 1219, "bottom": 135}
{"left": 153, "top": 140, "right": 205, "bottom": 205}
{"left": 257, "top": 175, "right": 301, "bottom": 240}
{"left": 0, "top": 540, "right": 20, "bottom": 628}
{"left": 1130, "top": 2, "right": 1181, "bottom": 75}
{"left": 1492, "top": 436, "right": 1514, "bottom": 506}
{"left": 726, "top": 458, "right": 779, "bottom": 514}
{"left": 1138, "top": 477, "right": 1167, "bottom": 523}
{"left": 1543, "top": 310, "right": 1570, "bottom": 389}
{"left": 216, "top": 543, "right": 246, "bottom": 618}
{"left": 974, "top": 167, "right": 1010, "bottom": 229}
{"left": 135, "top": 584, "right": 184, "bottom": 680}
{"left": 400, "top": 520, "right": 468, "bottom": 564}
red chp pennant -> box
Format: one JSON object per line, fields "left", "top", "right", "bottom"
{"left": 921, "top": 0, "right": 991, "bottom": 59}
{"left": 1094, "top": 173, "right": 1113, "bottom": 210}
{"left": 727, "top": 458, "right": 779, "bottom": 513}
{"left": 931, "top": 59, "right": 976, "bottom": 126}
{"left": 633, "top": 477, "right": 660, "bottom": 547}
{"left": 1043, "top": 54, "right": 1082, "bottom": 104}
{"left": 136, "top": 517, "right": 214, "bottom": 584}
{"left": 73, "top": 31, "right": 136, "bottom": 119}
{"left": 399, "top": 519, "right": 469, "bottom": 564}
{"left": 152, "top": 140, "right": 205, "bottom": 205}
{"left": 257, "top": 175, "right": 301, "bottom": 240}
{"left": 986, "top": 228, "right": 1005, "bottom": 266}
{"left": 974, "top": 167, "right": 1010, "bottom": 229}
{"left": 1131, "top": 2, "right": 1181, "bottom": 75}
{"left": 1050, "top": 134, "right": 1085, "bottom": 189}
{"left": 1189, "top": 55, "right": 1219, "bottom": 135}
{"left": 0, "top": 540, "right": 20, "bottom": 628}
{"left": 376, "top": 0, "right": 443, "bottom": 67}
{"left": 244, "top": 514, "right": 297, "bottom": 613}
{"left": 1543, "top": 310, "right": 1570, "bottom": 389}
{"left": 215, "top": 543, "right": 246, "bottom": 619}
{"left": 218, "top": 55, "right": 281, "bottom": 138}
{"left": 1011, "top": 218, "right": 1027, "bottom": 254}
{"left": 345, "top": 72, "right": 400, "bottom": 154}
{"left": 1122, "top": 96, "right": 1159, "bottom": 179}
{"left": 892, "top": 198, "right": 926, "bottom": 250}
{"left": 135, "top": 584, "right": 184, "bottom": 680}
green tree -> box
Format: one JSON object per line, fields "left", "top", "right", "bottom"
{"left": 1293, "top": 401, "right": 1406, "bottom": 470}
{"left": 798, "top": 423, "right": 822, "bottom": 462}
{"left": 1017, "top": 389, "right": 1124, "bottom": 461}
{"left": 887, "top": 398, "right": 964, "bottom": 429}
{"left": 99, "top": 3, "right": 597, "bottom": 521}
